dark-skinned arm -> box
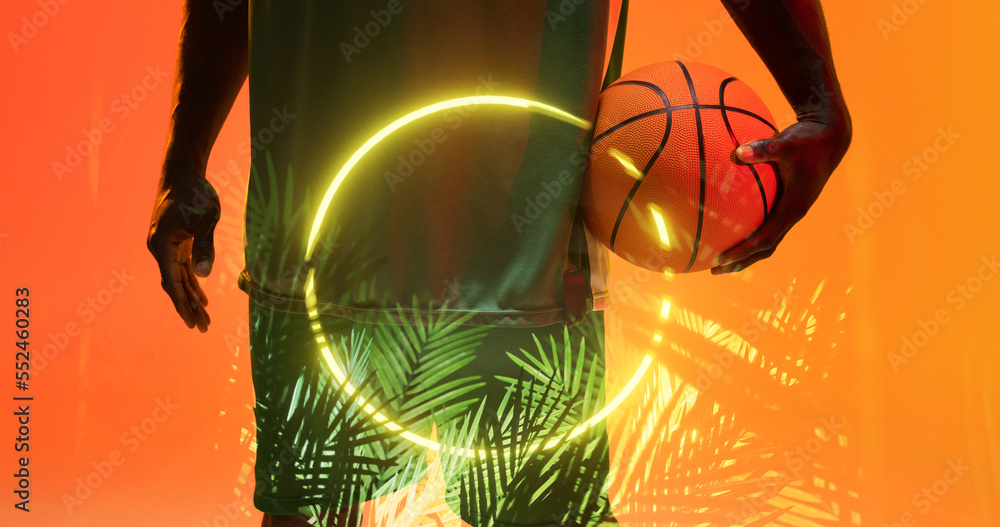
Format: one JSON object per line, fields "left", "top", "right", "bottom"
{"left": 712, "top": 0, "right": 852, "bottom": 274}
{"left": 146, "top": 2, "right": 248, "bottom": 331}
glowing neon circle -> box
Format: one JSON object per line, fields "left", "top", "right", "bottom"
{"left": 303, "top": 95, "right": 653, "bottom": 458}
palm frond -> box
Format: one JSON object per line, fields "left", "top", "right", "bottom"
{"left": 605, "top": 276, "right": 860, "bottom": 526}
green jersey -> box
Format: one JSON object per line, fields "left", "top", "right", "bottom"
{"left": 238, "top": 0, "right": 614, "bottom": 327}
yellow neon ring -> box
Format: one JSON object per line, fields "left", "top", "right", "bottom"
{"left": 302, "top": 95, "right": 652, "bottom": 458}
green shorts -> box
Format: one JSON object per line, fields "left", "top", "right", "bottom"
{"left": 249, "top": 298, "right": 612, "bottom": 527}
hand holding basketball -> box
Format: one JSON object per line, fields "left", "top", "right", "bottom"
{"left": 712, "top": 114, "right": 852, "bottom": 274}
{"left": 581, "top": 60, "right": 852, "bottom": 275}
{"left": 582, "top": 61, "right": 781, "bottom": 274}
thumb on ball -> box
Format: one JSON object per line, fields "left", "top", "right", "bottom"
{"left": 736, "top": 139, "right": 779, "bottom": 163}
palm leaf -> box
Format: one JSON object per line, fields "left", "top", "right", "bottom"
{"left": 605, "top": 275, "right": 860, "bottom": 526}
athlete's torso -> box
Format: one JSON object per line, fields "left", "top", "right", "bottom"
{"left": 239, "top": 0, "right": 612, "bottom": 326}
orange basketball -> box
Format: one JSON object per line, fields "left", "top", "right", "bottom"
{"left": 582, "top": 61, "right": 779, "bottom": 273}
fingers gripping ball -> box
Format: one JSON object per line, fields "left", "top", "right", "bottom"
{"left": 582, "top": 61, "right": 779, "bottom": 273}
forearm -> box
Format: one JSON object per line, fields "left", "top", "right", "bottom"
{"left": 163, "top": 0, "right": 248, "bottom": 182}
{"left": 722, "top": 0, "right": 850, "bottom": 131}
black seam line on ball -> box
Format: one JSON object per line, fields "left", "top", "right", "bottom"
{"left": 591, "top": 107, "right": 671, "bottom": 145}
{"left": 593, "top": 81, "right": 669, "bottom": 150}
{"left": 606, "top": 80, "right": 672, "bottom": 252}
{"left": 589, "top": 104, "right": 774, "bottom": 147}
{"left": 719, "top": 76, "right": 769, "bottom": 217}
{"left": 678, "top": 61, "right": 705, "bottom": 273}
{"left": 680, "top": 104, "right": 777, "bottom": 132}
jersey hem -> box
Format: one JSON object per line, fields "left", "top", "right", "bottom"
{"left": 238, "top": 269, "right": 597, "bottom": 328}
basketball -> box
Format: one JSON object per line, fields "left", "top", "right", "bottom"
{"left": 582, "top": 61, "right": 780, "bottom": 273}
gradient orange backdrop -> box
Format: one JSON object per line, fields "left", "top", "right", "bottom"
{"left": 2, "top": 1, "right": 998, "bottom": 526}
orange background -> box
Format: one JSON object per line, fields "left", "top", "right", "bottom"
{"left": 1, "top": 0, "right": 998, "bottom": 526}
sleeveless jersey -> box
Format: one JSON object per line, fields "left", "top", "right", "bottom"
{"left": 238, "top": 0, "right": 618, "bottom": 327}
